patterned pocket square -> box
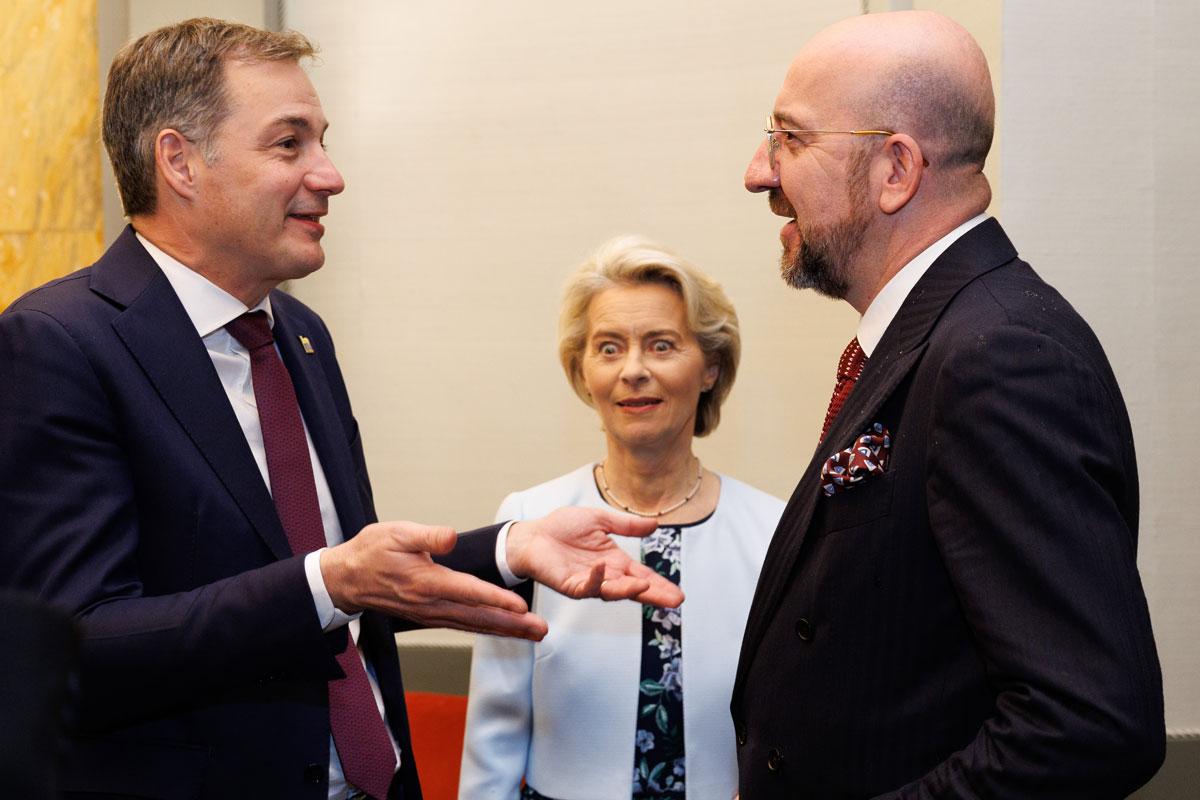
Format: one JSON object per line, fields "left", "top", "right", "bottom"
{"left": 821, "top": 422, "right": 891, "bottom": 497}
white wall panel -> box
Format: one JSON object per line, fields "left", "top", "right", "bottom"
{"left": 284, "top": 0, "right": 861, "bottom": 534}
{"left": 1001, "top": 0, "right": 1199, "bottom": 732}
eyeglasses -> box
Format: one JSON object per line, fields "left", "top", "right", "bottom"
{"left": 764, "top": 116, "right": 894, "bottom": 170}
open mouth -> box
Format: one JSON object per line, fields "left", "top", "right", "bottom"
{"left": 617, "top": 398, "right": 663, "bottom": 408}
{"left": 289, "top": 213, "right": 321, "bottom": 223}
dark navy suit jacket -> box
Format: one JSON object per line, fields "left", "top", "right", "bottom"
{"left": 732, "top": 220, "right": 1164, "bottom": 799}
{"left": 0, "top": 227, "right": 502, "bottom": 799}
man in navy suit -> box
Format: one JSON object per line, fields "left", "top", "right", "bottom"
{"left": 0, "top": 18, "right": 678, "bottom": 799}
{"left": 735, "top": 11, "right": 1164, "bottom": 798}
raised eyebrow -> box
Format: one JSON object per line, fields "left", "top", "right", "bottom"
{"left": 588, "top": 328, "right": 627, "bottom": 343}
{"left": 642, "top": 329, "right": 682, "bottom": 341}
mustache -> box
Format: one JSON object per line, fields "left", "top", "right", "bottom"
{"left": 768, "top": 189, "right": 795, "bottom": 218}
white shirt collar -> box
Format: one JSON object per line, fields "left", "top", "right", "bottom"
{"left": 135, "top": 232, "right": 273, "bottom": 337}
{"left": 857, "top": 214, "right": 988, "bottom": 356}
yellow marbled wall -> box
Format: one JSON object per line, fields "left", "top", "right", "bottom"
{"left": 0, "top": 0, "right": 103, "bottom": 310}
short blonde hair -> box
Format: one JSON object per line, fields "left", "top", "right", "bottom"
{"left": 558, "top": 236, "right": 740, "bottom": 437}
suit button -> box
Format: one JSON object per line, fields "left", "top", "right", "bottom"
{"left": 794, "top": 617, "right": 814, "bottom": 641}
{"left": 736, "top": 723, "right": 747, "bottom": 746}
{"left": 767, "top": 747, "right": 784, "bottom": 772}
{"left": 303, "top": 763, "right": 325, "bottom": 785}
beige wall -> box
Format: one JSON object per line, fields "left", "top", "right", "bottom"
{"left": 286, "top": 0, "right": 866, "bottom": 532}
{"left": 1, "top": 0, "right": 103, "bottom": 310}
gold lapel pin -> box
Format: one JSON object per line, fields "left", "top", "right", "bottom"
{"left": 298, "top": 335, "right": 315, "bottom": 354}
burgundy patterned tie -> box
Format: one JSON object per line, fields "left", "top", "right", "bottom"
{"left": 225, "top": 311, "right": 396, "bottom": 800}
{"left": 820, "top": 336, "right": 867, "bottom": 442}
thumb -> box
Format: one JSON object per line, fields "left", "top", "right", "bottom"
{"left": 389, "top": 522, "right": 458, "bottom": 555}
{"left": 595, "top": 509, "right": 658, "bottom": 538}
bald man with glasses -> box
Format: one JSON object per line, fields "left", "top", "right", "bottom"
{"left": 734, "top": 11, "right": 1163, "bottom": 799}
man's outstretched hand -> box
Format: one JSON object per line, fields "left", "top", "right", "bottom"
{"left": 320, "top": 508, "right": 683, "bottom": 644}
{"left": 321, "top": 522, "right": 549, "bottom": 640}
{"left": 505, "top": 506, "right": 685, "bottom": 608}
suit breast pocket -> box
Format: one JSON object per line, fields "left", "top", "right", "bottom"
{"left": 818, "top": 467, "right": 898, "bottom": 536}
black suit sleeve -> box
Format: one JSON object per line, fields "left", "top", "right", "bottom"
{"left": 878, "top": 326, "right": 1163, "bottom": 799}
{"left": 435, "top": 523, "right": 507, "bottom": 585}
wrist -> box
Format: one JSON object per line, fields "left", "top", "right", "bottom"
{"left": 504, "top": 521, "right": 531, "bottom": 580}
{"left": 320, "top": 546, "right": 364, "bottom": 614}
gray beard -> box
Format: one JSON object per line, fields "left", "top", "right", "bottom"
{"left": 779, "top": 213, "right": 867, "bottom": 301}
{"left": 779, "top": 140, "right": 874, "bottom": 300}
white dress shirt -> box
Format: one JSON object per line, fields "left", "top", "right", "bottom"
{"left": 857, "top": 214, "right": 989, "bottom": 354}
{"left": 137, "top": 233, "right": 398, "bottom": 799}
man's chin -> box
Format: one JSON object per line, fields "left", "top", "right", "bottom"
{"left": 780, "top": 248, "right": 849, "bottom": 300}
{"left": 287, "top": 248, "right": 327, "bottom": 279}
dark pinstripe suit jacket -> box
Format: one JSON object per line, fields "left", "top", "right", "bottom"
{"left": 732, "top": 219, "right": 1164, "bottom": 799}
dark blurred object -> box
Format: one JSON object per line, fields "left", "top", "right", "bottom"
{"left": 0, "top": 591, "right": 78, "bottom": 799}
{"left": 1131, "top": 734, "right": 1200, "bottom": 800}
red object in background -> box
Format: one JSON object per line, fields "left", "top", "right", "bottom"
{"left": 405, "top": 692, "right": 469, "bottom": 800}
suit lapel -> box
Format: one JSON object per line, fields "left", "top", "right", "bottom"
{"left": 734, "top": 342, "right": 926, "bottom": 694}
{"left": 96, "top": 228, "right": 293, "bottom": 561}
{"left": 272, "top": 306, "right": 367, "bottom": 539}
{"left": 734, "top": 218, "right": 1020, "bottom": 697}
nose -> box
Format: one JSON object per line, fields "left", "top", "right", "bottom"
{"left": 619, "top": 351, "right": 649, "bottom": 384}
{"left": 306, "top": 148, "right": 346, "bottom": 196}
{"left": 744, "top": 139, "right": 778, "bottom": 194}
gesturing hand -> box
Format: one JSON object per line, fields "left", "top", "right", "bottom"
{"left": 505, "top": 506, "right": 685, "bottom": 608}
{"left": 321, "top": 521, "right": 549, "bottom": 641}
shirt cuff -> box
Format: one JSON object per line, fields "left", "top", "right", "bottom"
{"left": 304, "top": 548, "right": 360, "bottom": 632}
{"left": 494, "top": 521, "right": 523, "bottom": 588}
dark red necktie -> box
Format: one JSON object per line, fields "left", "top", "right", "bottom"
{"left": 820, "top": 336, "right": 867, "bottom": 442}
{"left": 225, "top": 311, "right": 395, "bottom": 800}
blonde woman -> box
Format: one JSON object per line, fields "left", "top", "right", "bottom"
{"left": 460, "top": 237, "right": 784, "bottom": 799}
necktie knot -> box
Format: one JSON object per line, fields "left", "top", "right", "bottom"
{"left": 837, "top": 337, "right": 867, "bottom": 382}
{"left": 820, "top": 337, "right": 868, "bottom": 442}
{"left": 225, "top": 311, "right": 274, "bottom": 352}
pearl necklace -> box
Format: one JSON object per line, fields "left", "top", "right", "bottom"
{"left": 597, "top": 458, "right": 704, "bottom": 518}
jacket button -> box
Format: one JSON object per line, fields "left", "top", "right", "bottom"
{"left": 794, "top": 617, "right": 814, "bottom": 641}
{"left": 767, "top": 747, "right": 784, "bottom": 772}
{"left": 736, "top": 723, "right": 747, "bottom": 746}
{"left": 303, "top": 763, "right": 325, "bottom": 785}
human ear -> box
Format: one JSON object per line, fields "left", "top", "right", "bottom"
{"left": 702, "top": 364, "right": 719, "bottom": 392}
{"left": 878, "top": 134, "right": 925, "bottom": 215}
{"left": 154, "top": 129, "right": 201, "bottom": 201}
